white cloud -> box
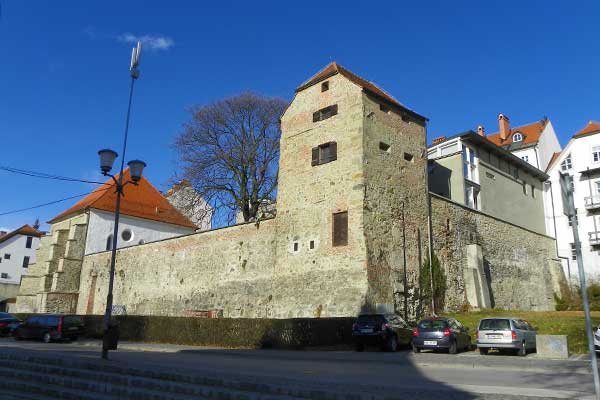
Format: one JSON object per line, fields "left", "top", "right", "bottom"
{"left": 117, "top": 33, "right": 174, "bottom": 51}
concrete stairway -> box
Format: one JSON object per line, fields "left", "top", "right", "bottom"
{"left": 0, "top": 353, "right": 312, "bottom": 400}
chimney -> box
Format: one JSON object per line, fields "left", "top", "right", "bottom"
{"left": 477, "top": 125, "right": 485, "bottom": 136}
{"left": 498, "top": 114, "right": 510, "bottom": 141}
{"left": 432, "top": 136, "right": 447, "bottom": 145}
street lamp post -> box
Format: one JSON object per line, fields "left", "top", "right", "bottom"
{"left": 99, "top": 41, "right": 145, "bottom": 360}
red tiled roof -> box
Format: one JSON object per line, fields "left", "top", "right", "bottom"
{"left": 49, "top": 169, "right": 197, "bottom": 229}
{"left": 0, "top": 225, "right": 43, "bottom": 245}
{"left": 545, "top": 151, "right": 562, "bottom": 172}
{"left": 574, "top": 121, "right": 600, "bottom": 138}
{"left": 296, "top": 62, "right": 424, "bottom": 118}
{"left": 486, "top": 118, "right": 548, "bottom": 147}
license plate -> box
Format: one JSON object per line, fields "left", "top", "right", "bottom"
{"left": 360, "top": 328, "right": 373, "bottom": 334}
{"left": 424, "top": 340, "right": 437, "bottom": 346}
{"left": 487, "top": 334, "right": 502, "bottom": 339}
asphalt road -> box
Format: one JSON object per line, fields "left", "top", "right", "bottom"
{"left": 0, "top": 338, "right": 596, "bottom": 399}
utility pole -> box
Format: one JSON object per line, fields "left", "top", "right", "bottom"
{"left": 560, "top": 172, "right": 600, "bottom": 399}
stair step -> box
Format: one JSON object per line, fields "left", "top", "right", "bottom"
{"left": 0, "top": 353, "right": 316, "bottom": 399}
{"left": 0, "top": 377, "right": 115, "bottom": 400}
{"left": 0, "top": 363, "right": 305, "bottom": 400}
{"left": 0, "top": 388, "right": 56, "bottom": 400}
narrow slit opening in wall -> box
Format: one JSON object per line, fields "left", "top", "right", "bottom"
{"left": 293, "top": 242, "right": 299, "bottom": 252}
{"left": 309, "top": 240, "right": 315, "bottom": 249}
{"left": 379, "top": 142, "right": 391, "bottom": 153}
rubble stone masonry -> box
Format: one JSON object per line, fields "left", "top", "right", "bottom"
{"left": 22, "top": 65, "right": 566, "bottom": 318}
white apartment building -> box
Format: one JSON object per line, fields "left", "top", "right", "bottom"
{"left": 545, "top": 121, "right": 600, "bottom": 282}
{"left": 485, "top": 114, "right": 561, "bottom": 171}
{"left": 0, "top": 225, "right": 42, "bottom": 284}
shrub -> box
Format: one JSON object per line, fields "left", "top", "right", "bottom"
{"left": 420, "top": 252, "right": 447, "bottom": 313}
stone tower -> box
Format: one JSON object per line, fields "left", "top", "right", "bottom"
{"left": 275, "top": 62, "right": 428, "bottom": 318}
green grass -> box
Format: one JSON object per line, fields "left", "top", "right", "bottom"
{"left": 443, "top": 310, "right": 600, "bottom": 354}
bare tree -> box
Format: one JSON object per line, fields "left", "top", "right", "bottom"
{"left": 174, "top": 93, "right": 288, "bottom": 226}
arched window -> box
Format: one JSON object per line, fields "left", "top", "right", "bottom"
{"left": 106, "top": 235, "right": 113, "bottom": 251}
{"left": 512, "top": 132, "right": 523, "bottom": 142}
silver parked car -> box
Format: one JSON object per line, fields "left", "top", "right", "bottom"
{"left": 476, "top": 318, "right": 536, "bottom": 356}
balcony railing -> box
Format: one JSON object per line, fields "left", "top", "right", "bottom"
{"left": 585, "top": 195, "right": 600, "bottom": 210}
{"left": 589, "top": 231, "right": 600, "bottom": 246}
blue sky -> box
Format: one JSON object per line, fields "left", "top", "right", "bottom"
{"left": 1, "top": 1, "right": 598, "bottom": 231}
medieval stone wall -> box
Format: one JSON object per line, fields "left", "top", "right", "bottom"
{"left": 77, "top": 220, "right": 277, "bottom": 317}
{"left": 361, "top": 93, "right": 429, "bottom": 317}
{"left": 430, "top": 194, "right": 565, "bottom": 312}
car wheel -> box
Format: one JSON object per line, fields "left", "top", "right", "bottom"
{"left": 42, "top": 332, "right": 51, "bottom": 344}
{"left": 518, "top": 341, "right": 526, "bottom": 357}
{"left": 386, "top": 336, "right": 398, "bottom": 353}
{"left": 479, "top": 347, "right": 488, "bottom": 355}
{"left": 355, "top": 343, "right": 364, "bottom": 352}
{"left": 412, "top": 344, "right": 420, "bottom": 353}
{"left": 449, "top": 340, "right": 458, "bottom": 354}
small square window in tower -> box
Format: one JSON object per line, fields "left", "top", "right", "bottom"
{"left": 321, "top": 81, "right": 329, "bottom": 92}
{"left": 311, "top": 142, "right": 337, "bottom": 166}
{"left": 332, "top": 211, "right": 348, "bottom": 247}
{"left": 379, "top": 142, "right": 391, "bottom": 153}
{"left": 313, "top": 104, "right": 338, "bottom": 122}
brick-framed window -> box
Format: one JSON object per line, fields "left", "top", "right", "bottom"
{"left": 25, "top": 236, "right": 33, "bottom": 248}
{"left": 311, "top": 142, "right": 337, "bottom": 166}
{"left": 313, "top": 104, "right": 338, "bottom": 122}
{"left": 332, "top": 211, "right": 348, "bottom": 247}
{"left": 22, "top": 256, "right": 30, "bottom": 268}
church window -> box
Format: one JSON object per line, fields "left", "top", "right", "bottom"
{"left": 311, "top": 142, "right": 337, "bottom": 166}
{"left": 333, "top": 211, "right": 348, "bottom": 247}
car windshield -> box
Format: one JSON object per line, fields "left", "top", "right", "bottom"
{"left": 479, "top": 319, "right": 511, "bottom": 331}
{"left": 418, "top": 320, "right": 447, "bottom": 330}
{"left": 357, "top": 315, "right": 384, "bottom": 325}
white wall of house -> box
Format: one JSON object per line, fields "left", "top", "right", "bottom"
{"left": 538, "top": 121, "right": 561, "bottom": 171}
{"left": 545, "top": 131, "right": 600, "bottom": 282}
{"left": 0, "top": 234, "right": 40, "bottom": 284}
{"left": 512, "top": 147, "right": 539, "bottom": 169}
{"left": 85, "top": 210, "right": 196, "bottom": 255}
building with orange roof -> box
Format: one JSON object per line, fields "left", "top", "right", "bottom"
{"left": 17, "top": 62, "right": 565, "bottom": 317}
{"left": 14, "top": 171, "right": 197, "bottom": 313}
{"left": 544, "top": 120, "right": 600, "bottom": 281}
{"left": 483, "top": 114, "right": 561, "bottom": 171}
{"left": 0, "top": 224, "right": 43, "bottom": 311}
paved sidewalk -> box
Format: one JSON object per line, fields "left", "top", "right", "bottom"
{"left": 0, "top": 338, "right": 595, "bottom": 399}
{"left": 58, "top": 338, "right": 598, "bottom": 374}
